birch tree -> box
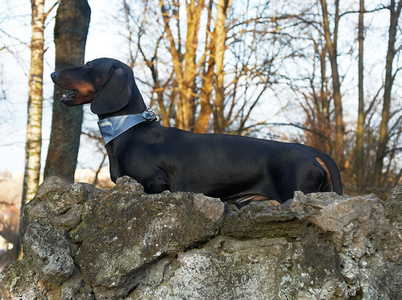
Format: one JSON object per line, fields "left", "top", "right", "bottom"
{"left": 22, "top": 0, "right": 47, "bottom": 206}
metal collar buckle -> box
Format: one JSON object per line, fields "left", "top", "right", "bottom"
{"left": 142, "top": 108, "right": 157, "bottom": 121}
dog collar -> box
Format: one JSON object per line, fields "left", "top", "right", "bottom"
{"left": 98, "top": 108, "right": 157, "bottom": 145}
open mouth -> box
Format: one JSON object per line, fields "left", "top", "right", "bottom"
{"left": 60, "top": 89, "right": 79, "bottom": 106}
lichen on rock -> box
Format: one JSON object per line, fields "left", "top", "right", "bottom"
{"left": 1, "top": 177, "right": 401, "bottom": 299}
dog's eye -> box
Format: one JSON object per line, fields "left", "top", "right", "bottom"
{"left": 84, "top": 62, "right": 91, "bottom": 68}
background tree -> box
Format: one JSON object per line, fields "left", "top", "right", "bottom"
{"left": 210, "top": 0, "right": 232, "bottom": 133}
{"left": 269, "top": 2, "right": 340, "bottom": 158}
{"left": 355, "top": 0, "right": 365, "bottom": 191}
{"left": 373, "top": 0, "right": 402, "bottom": 187}
{"left": 318, "top": 0, "right": 345, "bottom": 169}
{"left": 20, "top": 0, "right": 59, "bottom": 259}
{"left": 275, "top": 1, "right": 402, "bottom": 189}
{"left": 159, "top": 0, "right": 206, "bottom": 131}
{"left": 44, "top": 0, "right": 91, "bottom": 183}
{"left": 123, "top": 0, "right": 287, "bottom": 135}
{"left": 22, "top": 0, "right": 59, "bottom": 208}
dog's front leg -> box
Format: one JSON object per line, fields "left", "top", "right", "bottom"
{"left": 141, "top": 169, "right": 170, "bottom": 194}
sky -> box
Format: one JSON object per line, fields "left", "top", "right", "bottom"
{"left": 0, "top": 0, "right": 130, "bottom": 174}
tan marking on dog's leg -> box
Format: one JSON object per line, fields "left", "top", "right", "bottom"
{"left": 234, "top": 195, "right": 281, "bottom": 210}
{"left": 265, "top": 200, "right": 281, "bottom": 207}
{"left": 247, "top": 195, "right": 271, "bottom": 202}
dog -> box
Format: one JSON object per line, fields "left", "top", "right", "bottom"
{"left": 51, "top": 57, "right": 342, "bottom": 206}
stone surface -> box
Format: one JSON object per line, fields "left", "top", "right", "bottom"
{"left": 0, "top": 177, "right": 401, "bottom": 299}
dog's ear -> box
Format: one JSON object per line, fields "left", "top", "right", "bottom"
{"left": 91, "top": 68, "right": 131, "bottom": 115}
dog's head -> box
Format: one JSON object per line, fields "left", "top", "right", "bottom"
{"left": 51, "top": 58, "right": 139, "bottom": 115}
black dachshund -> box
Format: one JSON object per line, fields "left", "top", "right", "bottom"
{"left": 51, "top": 58, "right": 342, "bottom": 206}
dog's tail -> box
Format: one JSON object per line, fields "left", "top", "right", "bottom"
{"left": 327, "top": 159, "right": 343, "bottom": 195}
{"left": 315, "top": 153, "right": 343, "bottom": 195}
{"left": 316, "top": 157, "right": 332, "bottom": 190}
{"left": 302, "top": 146, "right": 343, "bottom": 195}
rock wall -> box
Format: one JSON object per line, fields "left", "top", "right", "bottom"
{"left": 0, "top": 176, "right": 401, "bottom": 299}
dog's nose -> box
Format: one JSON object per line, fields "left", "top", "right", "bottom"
{"left": 51, "top": 71, "right": 59, "bottom": 81}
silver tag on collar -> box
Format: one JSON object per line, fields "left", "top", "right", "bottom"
{"left": 142, "top": 108, "right": 157, "bottom": 121}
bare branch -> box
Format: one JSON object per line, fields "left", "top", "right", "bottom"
{"left": 44, "top": 0, "right": 61, "bottom": 20}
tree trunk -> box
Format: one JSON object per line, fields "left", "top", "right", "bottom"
{"left": 22, "top": 0, "right": 46, "bottom": 207}
{"left": 19, "top": 0, "right": 47, "bottom": 260}
{"left": 319, "top": 0, "right": 345, "bottom": 169}
{"left": 355, "top": 0, "right": 365, "bottom": 190}
{"left": 160, "top": 0, "right": 205, "bottom": 131}
{"left": 373, "top": 0, "right": 402, "bottom": 187}
{"left": 212, "top": 0, "right": 232, "bottom": 133}
{"left": 44, "top": 0, "right": 91, "bottom": 184}
{"left": 193, "top": 0, "right": 214, "bottom": 134}
{"left": 182, "top": 0, "right": 205, "bottom": 131}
